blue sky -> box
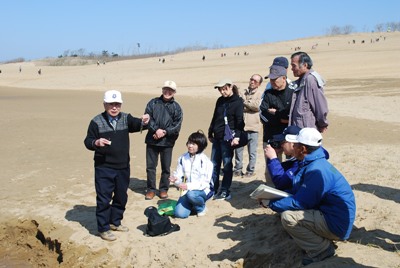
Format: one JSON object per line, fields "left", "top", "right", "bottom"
{"left": 1, "top": 0, "right": 399, "bottom": 62}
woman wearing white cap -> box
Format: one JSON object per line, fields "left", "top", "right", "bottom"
{"left": 208, "top": 79, "right": 245, "bottom": 201}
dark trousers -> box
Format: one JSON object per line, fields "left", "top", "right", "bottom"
{"left": 94, "top": 166, "right": 130, "bottom": 232}
{"left": 146, "top": 144, "right": 173, "bottom": 192}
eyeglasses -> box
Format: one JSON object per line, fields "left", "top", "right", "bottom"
{"left": 250, "top": 78, "right": 260, "bottom": 83}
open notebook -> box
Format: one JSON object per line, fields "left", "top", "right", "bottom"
{"left": 250, "top": 184, "right": 291, "bottom": 200}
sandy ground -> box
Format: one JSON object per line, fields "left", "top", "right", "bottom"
{"left": 0, "top": 32, "right": 399, "bottom": 267}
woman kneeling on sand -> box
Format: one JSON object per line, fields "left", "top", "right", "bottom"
{"left": 169, "top": 131, "right": 214, "bottom": 218}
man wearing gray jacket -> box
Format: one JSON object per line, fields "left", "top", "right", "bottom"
{"left": 289, "top": 52, "right": 328, "bottom": 133}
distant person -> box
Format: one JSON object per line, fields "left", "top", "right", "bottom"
{"left": 289, "top": 52, "right": 328, "bottom": 133}
{"left": 38, "top": 69, "right": 41, "bottom": 75}
{"left": 19, "top": 66, "right": 22, "bottom": 73}
{"left": 169, "top": 130, "right": 213, "bottom": 218}
{"left": 208, "top": 79, "right": 245, "bottom": 200}
{"left": 261, "top": 128, "right": 356, "bottom": 266}
{"left": 233, "top": 74, "right": 263, "bottom": 178}
{"left": 260, "top": 60, "right": 295, "bottom": 185}
{"left": 144, "top": 81, "right": 183, "bottom": 200}
{"left": 202, "top": 55, "right": 205, "bottom": 61}
{"left": 84, "top": 90, "right": 149, "bottom": 241}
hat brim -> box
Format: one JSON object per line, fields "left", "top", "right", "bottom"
{"left": 162, "top": 87, "right": 176, "bottom": 91}
{"left": 214, "top": 83, "right": 231, "bottom": 89}
{"left": 104, "top": 99, "right": 123, "bottom": 103}
{"left": 285, "top": 134, "right": 298, "bottom": 143}
{"left": 268, "top": 74, "right": 281, "bottom": 80}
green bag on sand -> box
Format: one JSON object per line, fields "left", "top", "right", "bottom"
{"left": 157, "top": 200, "right": 177, "bottom": 216}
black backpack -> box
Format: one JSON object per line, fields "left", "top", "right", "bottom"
{"left": 144, "top": 206, "right": 180, "bottom": 236}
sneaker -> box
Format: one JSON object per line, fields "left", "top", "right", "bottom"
{"left": 99, "top": 230, "right": 117, "bottom": 241}
{"left": 214, "top": 191, "right": 231, "bottom": 201}
{"left": 110, "top": 224, "right": 129, "bottom": 232}
{"left": 197, "top": 207, "right": 207, "bottom": 217}
{"left": 302, "top": 243, "right": 336, "bottom": 266}
{"left": 212, "top": 192, "right": 220, "bottom": 200}
{"left": 233, "top": 171, "right": 243, "bottom": 177}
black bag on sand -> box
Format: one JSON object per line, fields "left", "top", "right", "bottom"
{"left": 144, "top": 206, "right": 180, "bottom": 236}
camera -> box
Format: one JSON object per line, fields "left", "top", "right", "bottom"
{"left": 267, "top": 139, "right": 281, "bottom": 149}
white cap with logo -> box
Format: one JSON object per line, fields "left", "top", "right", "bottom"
{"left": 162, "top": 81, "right": 177, "bottom": 92}
{"left": 285, "top": 127, "right": 322, "bottom": 146}
{"left": 104, "top": 90, "right": 123, "bottom": 103}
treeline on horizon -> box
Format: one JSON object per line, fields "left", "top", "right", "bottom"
{"left": 3, "top": 21, "right": 399, "bottom": 65}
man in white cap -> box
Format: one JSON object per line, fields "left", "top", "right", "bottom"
{"left": 84, "top": 90, "right": 150, "bottom": 241}
{"left": 144, "top": 81, "right": 183, "bottom": 200}
{"left": 261, "top": 128, "right": 356, "bottom": 266}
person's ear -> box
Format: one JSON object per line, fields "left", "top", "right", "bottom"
{"left": 300, "top": 145, "right": 307, "bottom": 155}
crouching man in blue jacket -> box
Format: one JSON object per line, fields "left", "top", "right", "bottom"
{"left": 265, "top": 128, "right": 356, "bottom": 266}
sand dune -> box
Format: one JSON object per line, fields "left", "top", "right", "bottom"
{"left": 0, "top": 32, "right": 399, "bottom": 267}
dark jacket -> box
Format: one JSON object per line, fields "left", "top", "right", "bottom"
{"left": 84, "top": 112, "right": 143, "bottom": 169}
{"left": 208, "top": 94, "right": 244, "bottom": 140}
{"left": 260, "top": 83, "right": 294, "bottom": 142}
{"left": 269, "top": 147, "right": 356, "bottom": 240}
{"left": 144, "top": 96, "right": 183, "bottom": 147}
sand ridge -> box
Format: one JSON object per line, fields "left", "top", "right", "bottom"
{"left": 0, "top": 32, "right": 399, "bottom": 267}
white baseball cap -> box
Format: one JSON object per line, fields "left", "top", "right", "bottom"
{"left": 104, "top": 90, "right": 123, "bottom": 103}
{"left": 285, "top": 127, "right": 322, "bottom": 146}
{"left": 162, "top": 80, "right": 177, "bottom": 92}
{"left": 214, "top": 78, "right": 233, "bottom": 89}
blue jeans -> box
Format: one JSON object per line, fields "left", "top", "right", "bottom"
{"left": 174, "top": 190, "right": 207, "bottom": 218}
{"left": 211, "top": 139, "right": 234, "bottom": 194}
{"left": 234, "top": 131, "right": 259, "bottom": 173}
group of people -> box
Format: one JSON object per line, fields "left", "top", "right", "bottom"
{"left": 84, "top": 51, "right": 356, "bottom": 266}
{"left": 84, "top": 80, "right": 183, "bottom": 241}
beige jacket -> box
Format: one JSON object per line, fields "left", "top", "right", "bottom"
{"left": 240, "top": 87, "right": 263, "bottom": 132}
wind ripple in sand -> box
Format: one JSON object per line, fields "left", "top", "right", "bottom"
{"left": 11, "top": 170, "right": 41, "bottom": 182}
